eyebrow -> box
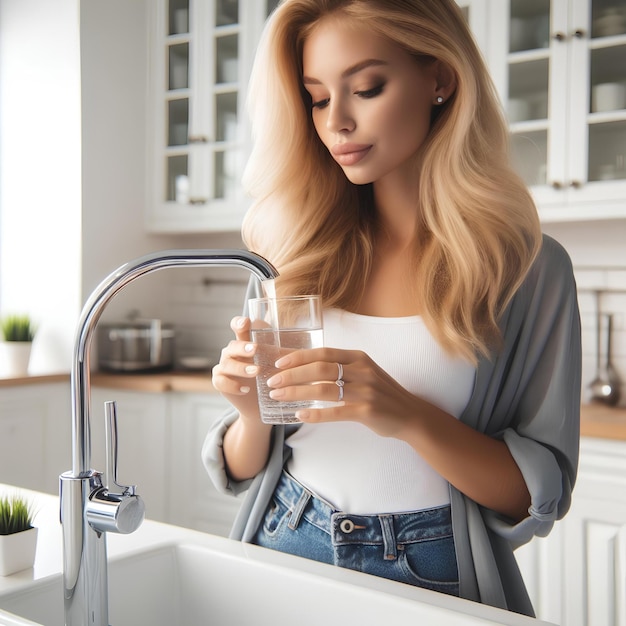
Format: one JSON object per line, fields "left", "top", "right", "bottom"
{"left": 302, "top": 59, "right": 389, "bottom": 85}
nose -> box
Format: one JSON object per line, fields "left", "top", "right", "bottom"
{"left": 326, "top": 96, "right": 355, "bottom": 134}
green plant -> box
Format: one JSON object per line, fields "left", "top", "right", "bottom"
{"left": 0, "top": 494, "right": 35, "bottom": 535}
{"left": 0, "top": 315, "right": 36, "bottom": 342}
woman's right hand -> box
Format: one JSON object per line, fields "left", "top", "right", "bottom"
{"left": 211, "top": 316, "right": 262, "bottom": 422}
{"left": 213, "top": 316, "right": 273, "bottom": 482}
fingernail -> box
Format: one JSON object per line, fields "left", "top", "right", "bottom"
{"left": 236, "top": 317, "right": 246, "bottom": 328}
{"left": 244, "top": 343, "right": 255, "bottom": 353}
{"left": 275, "top": 356, "right": 290, "bottom": 368}
{"left": 296, "top": 410, "right": 310, "bottom": 420}
{"left": 239, "top": 385, "right": 250, "bottom": 394}
{"left": 245, "top": 365, "right": 258, "bottom": 375}
{"left": 269, "top": 388, "right": 285, "bottom": 399}
{"left": 267, "top": 374, "right": 282, "bottom": 387}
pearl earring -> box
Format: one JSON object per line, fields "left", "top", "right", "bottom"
{"left": 436, "top": 96, "right": 444, "bottom": 104}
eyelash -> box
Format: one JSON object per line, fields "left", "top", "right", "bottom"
{"left": 310, "top": 83, "right": 385, "bottom": 110}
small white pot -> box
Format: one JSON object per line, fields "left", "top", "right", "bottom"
{"left": 0, "top": 527, "right": 38, "bottom": 576}
{"left": 0, "top": 341, "right": 32, "bottom": 377}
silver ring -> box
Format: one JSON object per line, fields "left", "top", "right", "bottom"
{"left": 335, "top": 363, "right": 345, "bottom": 402}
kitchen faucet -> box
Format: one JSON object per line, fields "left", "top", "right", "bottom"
{"left": 59, "top": 249, "right": 278, "bottom": 626}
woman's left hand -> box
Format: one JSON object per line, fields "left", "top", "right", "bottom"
{"left": 266, "top": 347, "right": 421, "bottom": 438}
{"left": 269, "top": 347, "right": 531, "bottom": 522}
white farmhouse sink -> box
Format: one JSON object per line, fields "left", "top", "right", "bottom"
{"left": 0, "top": 486, "right": 556, "bottom": 626}
{"left": 0, "top": 536, "right": 556, "bottom": 626}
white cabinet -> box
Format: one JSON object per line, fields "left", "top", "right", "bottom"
{"left": 516, "top": 437, "right": 626, "bottom": 625}
{"left": 0, "top": 381, "right": 238, "bottom": 536}
{"left": 146, "top": 0, "right": 279, "bottom": 233}
{"left": 487, "top": 0, "right": 626, "bottom": 222}
{"left": 0, "top": 382, "right": 71, "bottom": 496}
{"left": 168, "top": 393, "right": 242, "bottom": 535}
{"left": 90, "top": 388, "right": 170, "bottom": 522}
{"left": 91, "top": 387, "right": 239, "bottom": 536}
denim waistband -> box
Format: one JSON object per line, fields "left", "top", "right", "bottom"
{"left": 274, "top": 471, "right": 453, "bottom": 551}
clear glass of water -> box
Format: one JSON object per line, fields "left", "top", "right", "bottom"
{"left": 248, "top": 295, "right": 328, "bottom": 424}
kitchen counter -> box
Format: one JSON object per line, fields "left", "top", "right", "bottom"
{"left": 1, "top": 374, "right": 626, "bottom": 440}
{"left": 0, "top": 374, "right": 68, "bottom": 389}
{"left": 0, "top": 371, "right": 214, "bottom": 393}
{"left": 91, "top": 370, "right": 215, "bottom": 393}
{"left": 580, "top": 403, "right": 626, "bottom": 441}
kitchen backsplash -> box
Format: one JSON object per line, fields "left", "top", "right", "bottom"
{"left": 165, "top": 268, "right": 250, "bottom": 369}
{"left": 161, "top": 257, "right": 626, "bottom": 408}
{"left": 575, "top": 267, "right": 626, "bottom": 407}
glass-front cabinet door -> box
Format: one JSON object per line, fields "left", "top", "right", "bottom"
{"left": 580, "top": 0, "right": 626, "bottom": 183}
{"left": 490, "top": 0, "right": 626, "bottom": 221}
{"left": 148, "top": 0, "right": 279, "bottom": 232}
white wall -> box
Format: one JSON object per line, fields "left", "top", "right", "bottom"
{"left": 0, "top": 0, "right": 82, "bottom": 374}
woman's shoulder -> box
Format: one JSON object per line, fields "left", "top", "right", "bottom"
{"left": 528, "top": 233, "right": 575, "bottom": 285}
{"left": 509, "top": 234, "right": 577, "bottom": 316}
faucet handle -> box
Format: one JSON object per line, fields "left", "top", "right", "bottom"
{"left": 85, "top": 401, "right": 145, "bottom": 535}
{"left": 104, "top": 401, "right": 137, "bottom": 496}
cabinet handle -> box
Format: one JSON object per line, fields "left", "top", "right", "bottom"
{"left": 188, "top": 198, "right": 208, "bottom": 205}
{"left": 188, "top": 135, "right": 208, "bottom": 144}
{"left": 573, "top": 29, "right": 586, "bottom": 39}
{"left": 552, "top": 31, "right": 567, "bottom": 41}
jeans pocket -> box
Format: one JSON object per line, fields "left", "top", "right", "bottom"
{"left": 397, "top": 535, "right": 459, "bottom": 596}
{"left": 261, "top": 497, "right": 291, "bottom": 537}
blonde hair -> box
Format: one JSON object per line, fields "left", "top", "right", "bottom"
{"left": 242, "top": 0, "right": 542, "bottom": 363}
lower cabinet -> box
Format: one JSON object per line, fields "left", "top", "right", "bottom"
{"left": 0, "top": 382, "right": 71, "bottom": 495}
{"left": 0, "top": 382, "right": 240, "bottom": 537}
{"left": 516, "top": 437, "right": 626, "bottom": 626}
{"left": 90, "top": 387, "right": 241, "bottom": 536}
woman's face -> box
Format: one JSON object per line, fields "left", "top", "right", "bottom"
{"left": 302, "top": 16, "right": 440, "bottom": 187}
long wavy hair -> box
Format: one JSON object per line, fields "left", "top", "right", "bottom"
{"left": 241, "top": 0, "right": 542, "bottom": 363}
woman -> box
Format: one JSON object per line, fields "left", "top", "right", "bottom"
{"left": 203, "top": 0, "right": 581, "bottom": 617}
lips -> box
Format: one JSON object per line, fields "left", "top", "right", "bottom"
{"left": 331, "top": 143, "right": 372, "bottom": 166}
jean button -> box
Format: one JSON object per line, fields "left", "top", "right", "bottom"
{"left": 339, "top": 519, "right": 355, "bottom": 534}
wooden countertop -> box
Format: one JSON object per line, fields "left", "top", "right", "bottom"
{"left": 0, "top": 371, "right": 215, "bottom": 393}
{"left": 91, "top": 370, "right": 215, "bottom": 393}
{"left": 1, "top": 373, "right": 625, "bottom": 441}
{"left": 0, "top": 373, "right": 69, "bottom": 388}
{"left": 580, "top": 403, "right": 626, "bottom": 441}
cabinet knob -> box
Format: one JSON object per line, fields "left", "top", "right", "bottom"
{"left": 551, "top": 181, "right": 564, "bottom": 189}
{"left": 569, "top": 180, "right": 583, "bottom": 189}
{"left": 552, "top": 31, "right": 567, "bottom": 41}
{"left": 573, "top": 29, "right": 586, "bottom": 39}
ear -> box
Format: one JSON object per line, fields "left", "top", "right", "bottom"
{"left": 432, "top": 60, "right": 457, "bottom": 105}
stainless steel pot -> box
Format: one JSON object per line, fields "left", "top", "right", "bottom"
{"left": 97, "top": 319, "right": 175, "bottom": 372}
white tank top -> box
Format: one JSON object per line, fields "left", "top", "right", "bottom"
{"left": 286, "top": 308, "right": 475, "bottom": 514}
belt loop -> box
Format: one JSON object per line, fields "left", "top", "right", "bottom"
{"left": 379, "top": 515, "right": 397, "bottom": 561}
{"left": 288, "top": 488, "right": 311, "bottom": 530}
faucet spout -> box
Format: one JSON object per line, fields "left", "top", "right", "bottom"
{"left": 60, "top": 249, "right": 278, "bottom": 626}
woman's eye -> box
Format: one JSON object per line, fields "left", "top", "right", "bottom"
{"left": 355, "top": 84, "right": 385, "bottom": 99}
{"left": 311, "top": 97, "right": 330, "bottom": 110}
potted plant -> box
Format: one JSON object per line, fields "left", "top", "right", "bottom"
{"left": 0, "top": 493, "right": 38, "bottom": 576}
{"left": 0, "top": 314, "right": 37, "bottom": 377}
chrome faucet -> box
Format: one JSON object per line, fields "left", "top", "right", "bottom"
{"left": 59, "top": 249, "right": 278, "bottom": 626}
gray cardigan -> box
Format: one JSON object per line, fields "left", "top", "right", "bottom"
{"left": 202, "top": 234, "right": 581, "bottom": 617}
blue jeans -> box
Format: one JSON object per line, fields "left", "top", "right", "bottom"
{"left": 251, "top": 471, "right": 459, "bottom": 596}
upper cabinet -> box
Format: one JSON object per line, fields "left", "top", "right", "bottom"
{"left": 487, "top": 0, "right": 626, "bottom": 221}
{"left": 146, "top": 0, "right": 279, "bottom": 233}
{"left": 146, "top": 0, "right": 626, "bottom": 233}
